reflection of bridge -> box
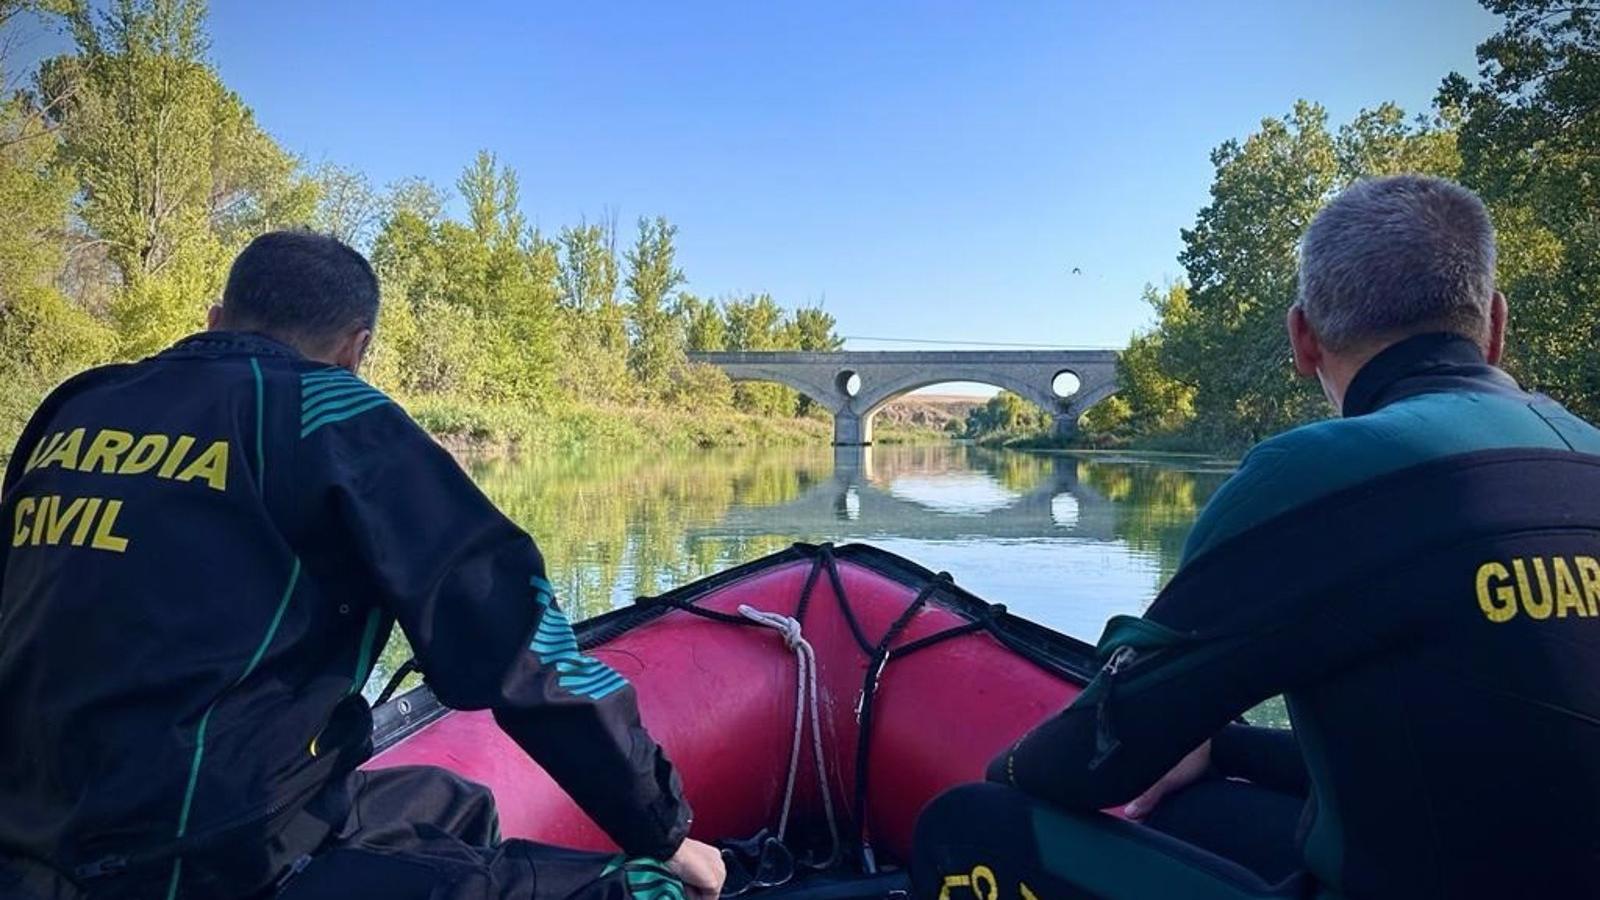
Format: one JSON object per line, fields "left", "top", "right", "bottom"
{"left": 698, "top": 446, "right": 1116, "bottom": 543}
{"left": 688, "top": 350, "right": 1120, "bottom": 445}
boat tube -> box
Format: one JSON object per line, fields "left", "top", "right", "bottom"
{"left": 367, "top": 543, "right": 1099, "bottom": 895}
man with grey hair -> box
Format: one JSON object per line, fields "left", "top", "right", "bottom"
{"left": 913, "top": 175, "right": 1600, "bottom": 898}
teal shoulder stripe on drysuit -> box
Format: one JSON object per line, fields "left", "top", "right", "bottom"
{"left": 301, "top": 380, "right": 377, "bottom": 407}
{"left": 301, "top": 396, "right": 391, "bottom": 438}
{"left": 166, "top": 558, "right": 302, "bottom": 900}
{"left": 301, "top": 388, "right": 387, "bottom": 424}
{"left": 249, "top": 358, "right": 265, "bottom": 487}
{"left": 301, "top": 371, "right": 363, "bottom": 387}
{"left": 297, "top": 370, "right": 392, "bottom": 438}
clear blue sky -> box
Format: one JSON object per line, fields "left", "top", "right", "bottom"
{"left": 20, "top": 1, "right": 1501, "bottom": 356}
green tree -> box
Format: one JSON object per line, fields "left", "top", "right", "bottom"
{"left": 0, "top": 0, "right": 116, "bottom": 456}
{"left": 962, "top": 392, "right": 1050, "bottom": 440}
{"left": 676, "top": 292, "right": 726, "bottom": 351}
{"left": 1089, "top": 284, "right": 1197, "bottom": 440}
{"left": 1148, "top": 101, "right": 1461, "bottom": 448}
{"left": 1442, "top": 0, "right": 1600, "bottom": 418}
{"left": 724, "top": 293, "right": 796, "bottom": 416}
{"left": 311, "top": 161, "right": 378, "bottom": 249}
{"left": 557, "top": 218, "right": 631, "bottom": 404}
{"left": 46, "top": 0, "right": 314, "bottom": 356}
{"left": 624, "top": 216, "right": 687, "bottom": 402}
{"left": 784, "top": 306, "right": 843, "bottom": 351}
{"left": 1165, "top": 101, "right": 1338, "bottom": 446}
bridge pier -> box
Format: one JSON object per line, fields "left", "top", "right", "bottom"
{"left": 833, "top": 412, "right": 873, "bottom": 446}
{"left": 1052, "top": 412, "right": 1078, "bottom": 441}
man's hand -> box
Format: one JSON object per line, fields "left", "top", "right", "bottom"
{"left": 1123, "top": 739, "right": 1212, "bottom": 820}
{"left": 665, "top": 838, "right": 726, "bottom": 900}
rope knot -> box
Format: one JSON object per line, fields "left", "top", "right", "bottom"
{"left": 737, "top": 604, "right": 803, "bottom": 648}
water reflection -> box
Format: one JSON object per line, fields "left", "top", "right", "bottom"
{"left": 370, "top": 444, "right": 1234, "bottom": 695}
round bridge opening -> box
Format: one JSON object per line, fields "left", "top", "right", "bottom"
{"left": 837, "top": 370, "right": 862, "bottom": 397}
{"left": 1051, "top": 370, "right": 1081, "bottom": 398}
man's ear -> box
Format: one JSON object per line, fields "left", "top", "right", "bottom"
{"left": 1287, "top": 305, "right": 1323, "bottom": 378}
{"left": 206, "top": 304, "right": 225, "bottom": 331}
{"left": 333, "top": 328, "right": 374, "bottom": 373}
{"left": 1485, "top": 291, "right": 1508, "bottom": 366}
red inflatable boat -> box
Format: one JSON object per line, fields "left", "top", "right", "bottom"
{"left": 367, "top": 543, "right": 1099, "bottom": 896}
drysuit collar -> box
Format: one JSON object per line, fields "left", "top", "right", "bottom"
{"left": 156, "top": 331, "right": 308, "bottom": 362}
{"left": 1340, "top": 332, "right": 1524, "bottom": 419}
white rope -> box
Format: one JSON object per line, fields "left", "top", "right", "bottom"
{"left": 738, "top": 604, "right": 841, "bottom": 867}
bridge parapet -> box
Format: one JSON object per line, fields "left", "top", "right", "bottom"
{"left": 689, "top": 349, "right": 1120, "bottom": 444}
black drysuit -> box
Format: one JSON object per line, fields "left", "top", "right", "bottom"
{"left": 915, "top": 335, "right": 1600, "bottom": 898}
{"left": 0, "top": 332, "right": 689, "bottom": 899}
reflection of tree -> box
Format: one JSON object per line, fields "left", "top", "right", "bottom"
{"left": 474, "top": 448, "right": 832, "bottom": 617}
{"left": 1075, "top": 458, "right": 1230, "bottom": 585}
{"left": 366, "top": 447, "right": 833, "bottom": 697}
{"left": 365, "top": 448, "right": 1235, "bottom": 698}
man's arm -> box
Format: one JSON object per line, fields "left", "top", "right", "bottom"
{"left": 297, "top": 382, "right": 689, "bottom": 859}
{"left": 990, "top": 431, "right": 1388, "bottom": 811}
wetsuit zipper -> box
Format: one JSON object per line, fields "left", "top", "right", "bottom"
{"left": 1089, "top": 645, "right": 1138, "bottom": 770}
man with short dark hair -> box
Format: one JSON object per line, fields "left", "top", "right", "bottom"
{"left": 0, "top": 231, "right": 725, "bottom": 899}
{"left": 913, "top": 175, "right": 1600, "bottom": 897}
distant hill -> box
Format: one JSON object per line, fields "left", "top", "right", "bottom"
{"left": 874, "top": 394, "right": 986, "bottom": 432}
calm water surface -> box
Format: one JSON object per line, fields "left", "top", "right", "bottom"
{"left": 472, "top": 444, "right": 1236, "bottom": 641}
{"left": 370, "top": 444, "right": 1237, "bottom": 697}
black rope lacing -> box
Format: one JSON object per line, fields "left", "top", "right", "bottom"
{"left": 628, "top": 543, "right": 1066, "bottom": 873}
{"left": 848, "top": 574, "right": 946, "bottom": 871}
{"left": 374, "top": 657, "right": 422, "bottom": 707}
{"left": 382, "top": 541, "right": 1075, "bottom": 876}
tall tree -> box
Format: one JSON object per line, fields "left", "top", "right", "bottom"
{"left": 311, "top": 161, "right": 379, "bottom": 249}
{"left": 0, "top": 2, "right": 115, "bottom": 448}
{"left": 1164, "top": 101, "right": 1338, "bottom": 445}
{"left": 785, "top": 306, "right": 843, "bottom": 351}
{"left": 1442, "top": 0, "right": 1600, "bottom": 418}
{"left": 676, "top": 292, "right": 726, "bottom": 352}
{"left": 624, "top": 216, "right": 687, "bottom": 401}
{"left": 724, "top": 293, "right": 795, "bottom": 416}
{"left": 44, "top": 0, "right": 314, "bottom": 356}
{"left": 557, "top": 217, "right": 630, "bottom": 403}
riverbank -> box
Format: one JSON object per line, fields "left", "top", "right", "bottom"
{"left": 0, "top": 387, "right": 951, "bottom": 467}
{"left": 971, "top": 428, "right": 1234, "bottom": 456}
{"left": 406, "top": 395, "right": 947, "bottom": 460}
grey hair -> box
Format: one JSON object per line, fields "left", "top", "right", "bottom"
{"left": 1298, "top": 175, "right": 1497, "bottom": 351}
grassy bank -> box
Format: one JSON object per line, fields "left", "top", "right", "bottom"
{"left": 406, "top": 396, "right": 955, "bottom": 458}
{"left": 970, "top": 427, "right": 1235, "bottom": 456}
{"left": 405, "top": 395, "right": 838, "bottom": 458}
{"left": 0, "top": 386, "right": 952, "bottom": 467}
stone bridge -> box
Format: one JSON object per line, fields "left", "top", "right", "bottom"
{"left": 688, "top": 350, "right": 1119, "bottom": 444}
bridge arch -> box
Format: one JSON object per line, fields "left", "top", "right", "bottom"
{"left": 688, "top": 350, "right": 1120, "bottom": 445}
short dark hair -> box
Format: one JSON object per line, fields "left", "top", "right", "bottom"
{"left": 219, "top": 230, "right": 379, "bottom": 347}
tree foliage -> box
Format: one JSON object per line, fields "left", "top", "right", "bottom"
{"left": 1441, "top": 0, "right": 1600, "bottom": 418}
{"left": 1111, "top": 2, "right": 1599, "bottom": 449}
{"left": 0, "top": 3, "right": 842, "bottom": 462}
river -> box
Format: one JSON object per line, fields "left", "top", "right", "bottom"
{"left": 474, "top": 443, "right": 1235, "bottom": 639}
{"left": 368, "top": 443, "right": 1238, "bottom": 698}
